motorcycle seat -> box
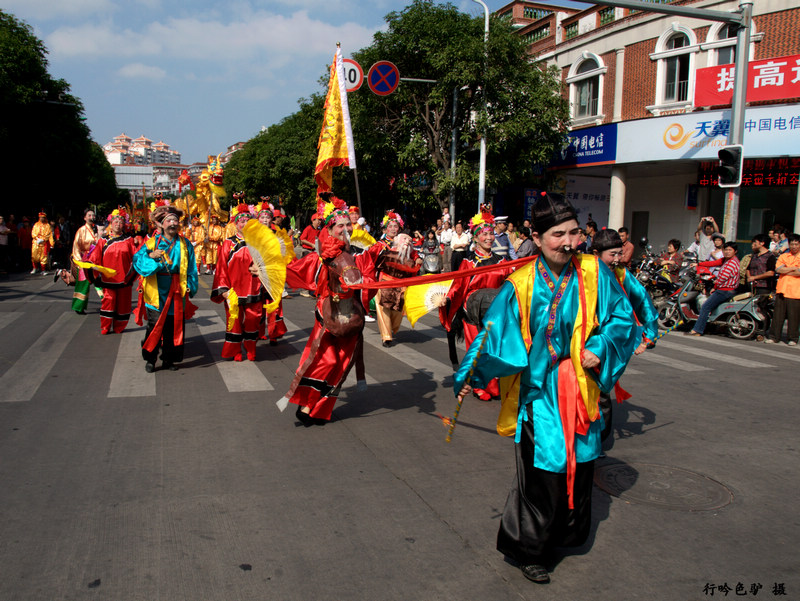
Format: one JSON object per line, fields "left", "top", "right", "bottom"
{"left": 732, "top": 292, "right": 752, "bottom": 302}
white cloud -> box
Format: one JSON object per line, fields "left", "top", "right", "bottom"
{"left": 46, "top": 10, "right": 378, "bottom": 64}
{"left": 3, "top": 0, "right": 115, "bottom": 20}
{"left": 117, "top": 63, "right": 167, "bottom": 79}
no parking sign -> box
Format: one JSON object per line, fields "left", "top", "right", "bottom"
{"left": 367, "top": 61, "right": 400, "bottom": 96}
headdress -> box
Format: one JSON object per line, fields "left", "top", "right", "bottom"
{"left": 107, "top": 207, "right": 129, "bottom": 224}
{"left": 591, "top": 228, "right": 623, "bottom": 252}
{"left": 317, "top": 194, "right": 349, "bottom": 227}
{"left": 532, "top": 191, "right": 577, "bottom": 234}
{"left": 256, "top": 197, "right": 274, "bottom": 216}
{"left": 230, "top": 203, "right": 253, "bottom": 221}
{"left": 381, "top": 209, "right": 404, "bottom": 229}
{"left": 468, "top": 204, "right": 495, "bottom": 235}
{"left": 38, "top": 210, "right": 47, "bottom": 218}
{"left": 348, "top": 205, "right": 360, "bottom": 215}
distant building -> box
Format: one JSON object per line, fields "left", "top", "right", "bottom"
{"left": 103, "top": 133, "right": 182, "bottom": 165}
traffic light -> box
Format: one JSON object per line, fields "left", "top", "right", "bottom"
{"left": 716, "top": 144, "right": 744, "bottom": 188}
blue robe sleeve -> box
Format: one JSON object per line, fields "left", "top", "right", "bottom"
{"left": 185, "top": 242, "right": 198, "bottom": 298}
{"left": 454, "top": 281, "right": 528, "bottom": 395}
{"left": 622, "top": 271, "right": 659, "bottom": 343}
{"left": 133, "top": 244, "right": 160, "bottom": 277}
{"left": 583, "top": 262, "right": 639, "bottom": 393}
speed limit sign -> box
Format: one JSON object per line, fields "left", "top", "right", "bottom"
{"left": 342, "top": 58, "right": 363, "bottom": 92}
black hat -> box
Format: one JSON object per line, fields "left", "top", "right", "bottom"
{"left": 592, "top": 228, "right": 623, "bottom": 252}
{"left": 532, "top": 192, "right": 577, "bottom": 234}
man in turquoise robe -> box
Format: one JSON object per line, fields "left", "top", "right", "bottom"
{"left": 454, "top": 193, "right": 638, "bottom": 584}
{"left": 133, "top": 206, "right": 198, "bottom": 373}
{"left": 592, "top": 228, "right": 660, "bottom": 441}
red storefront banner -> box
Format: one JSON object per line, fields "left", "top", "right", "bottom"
{"left": 694, "top": 54, "right": 800, "bottom": 107}
{"left": 697, "top": 157, "right": 800, "bottom": 187}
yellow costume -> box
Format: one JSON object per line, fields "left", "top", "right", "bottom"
{"left": 31, "top": 221, "right": 54, "bottom": 269}
{"left": 205, "top": 222, "right": 225, "bottom": 267}
{"left": 189, "top": 223, "right": 206, "bottom": 266}
{"left": 224, "top": 220, "right": 237, "bottom": 240}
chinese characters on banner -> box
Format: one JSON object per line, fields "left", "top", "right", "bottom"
{"left": 695, "top": 53, "right": 800, "bottom": 107}
{"left": 698, "top": 157, "right": 800, "bottom": 187}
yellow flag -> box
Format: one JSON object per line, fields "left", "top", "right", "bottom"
{"left": 315, "top": 45, "right": 356, "bottom": 194}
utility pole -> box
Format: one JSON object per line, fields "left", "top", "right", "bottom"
{"left": 472, "top": 0, "right": 489, "bottom": 212}
{"left": 583, "top": 0, "right": 751, "bottom": 240}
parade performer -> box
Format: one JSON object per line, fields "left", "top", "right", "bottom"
{"left": 204, "top": 214, "right": 225, "bottom": 275}
{"left": 210, "top": 201, "right": 267, "bottom": 361}
{"left": 374, "top": 210, "right": 421, "bottom": 347}
{"left": 453, "top": 192, "right": 637, "bottom": 584}
{"left": 280, "top": 197, "right": 366, "bottom": 425}
{"left": 87, "top": 209, "right": 137, "bottom": 334}
{"left": 31, "top": 211, "right": 54, "bottom": 274}
{"left": 189, "top": 215, "right": 207, "bottom": 274}
{"left": 71, "top": 209, "right": 100, "bottom": 314}
{"left": 133, "top": 203, "right": 198, "bottom": 373}
{"left": 254, "top": 199, "right": 288, "bottom": 345}
{"left": 591, "top": 228, "right": 659, "bottom": 441}
{"left": 439, "top": 206, "right": 514, "bottom": 400}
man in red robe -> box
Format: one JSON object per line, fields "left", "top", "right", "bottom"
{"left": 211, "top": 200, "right": 266, "bottom": 361}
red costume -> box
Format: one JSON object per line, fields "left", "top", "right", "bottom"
{"left": 211, "top": 232, "right": 266, "bottom": 361}
{"left": 88, "top": 231, "right": 136, "bottom": 334}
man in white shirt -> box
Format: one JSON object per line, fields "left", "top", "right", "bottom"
{"left": 439, "top": 221, "right": 453, "bottom": 272}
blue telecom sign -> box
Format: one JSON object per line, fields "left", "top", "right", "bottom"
{"left": 367, "top": 61, "right": 400, "bottom": 96}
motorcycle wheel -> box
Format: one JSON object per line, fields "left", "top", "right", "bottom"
{"left": 726, "top": 313, "right": 758, "bottom": 340}
{"left": 658, "top": 304, "right": 679, "bottom": 330}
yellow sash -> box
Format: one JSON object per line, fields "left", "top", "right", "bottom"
{"left": 141, "top": 236, "right": 189, "bottom": 310}
{"left": 497, "top": 254, "right": 600, "bottom": 436}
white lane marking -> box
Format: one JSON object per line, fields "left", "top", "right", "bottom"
{"left": 632, "top": 350, "right": 712, "bottom": 372}
{"left": 0, "top": 312, "right": 84, "bottom": 402}
{"left": 0, "top": 313, "right": 22, "bottom": 330}
{"left": 193, "top": 310, "right": 274, "bottom": 393}
{"left": 655, "top": 339, "right": 770, "bottom": 368}
{"left": 667, "top": 332, "right": 800, "bottom": 363}
{"left": 108, "top": 326, "right": 156, "bottom": 398}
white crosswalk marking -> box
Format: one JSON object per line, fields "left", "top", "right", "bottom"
{"left": 108, "top": 326, "right": 156, "bottom": 398}
{"left": 0, "top": 312, "right": 84, "bottom": 402}
{"left": 655, "top": 339, "right": 771, "bottom": 368}
{"left": 671, "top": 332, "right": 800, "bottom": 363}
{"left": 0, "top": 313, "right": 22, "bottom": 330}
{"left": 192, "top": 310, "right": 274, "bottom": 392}
{"left": 362, "top": 324, "right": 455, "bottom": 383}
{"left": 632, "top": 349, "right": 712, "bottom": 372}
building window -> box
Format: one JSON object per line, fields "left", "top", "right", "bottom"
{"left": 523, "top": 25, "right": 550, "bottom": 45}
{"left": 715, "top": 24, "right": 737, "bottom": 64}
{"left": 566, "top": 53, "right": 607, "bottom": 124}
{"left": 664, "top": 33, "right": 690, "bottom": 101}
{"left": 598, "top": 7, "right": 615, "bottom": 26}
{"left": 648, "top": 24, "right": 698, "bottom": 114}
{"left": 524, "top": 7, "right": 552, "bottom": 21}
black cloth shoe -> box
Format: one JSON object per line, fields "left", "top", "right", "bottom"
{"left": 163, "top": 362, "right": 178, "bottom": 371}
{"left": 295, "top": 406, "right": 314, "bottom": 427}
{"left": 520, "top": 564, "right": 550, "bottom": 584}
{"left": 382, "top": 340, "right": 392, "bottom": 348}
{"left": 145, "top": 362, "right": 155, "bottom": 373}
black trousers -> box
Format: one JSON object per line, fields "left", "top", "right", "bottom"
{"left": 142, "top": 308, "right": 185, "bottom": 365}
{"left": 770, "top": 294, "right": 800, "bottom": 343}
{"left": 497, "top": 405, "right": 594, "bottom": 564}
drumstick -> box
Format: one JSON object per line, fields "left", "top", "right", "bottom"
{"left": 447, "top": 321, "right": 493, "bottom": 443}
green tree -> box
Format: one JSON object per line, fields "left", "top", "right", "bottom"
{"left": 0, "top": 10, "right": 122, "bottom": 219}
{"left": 348, "top": 0, "right": 569, "bottom": 220}
{"left": 224, "top": 94, "right": 324, "bottom": 221}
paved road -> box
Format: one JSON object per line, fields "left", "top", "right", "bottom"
{"left": 1, "top": 273, "right": 798, "bottom": 600}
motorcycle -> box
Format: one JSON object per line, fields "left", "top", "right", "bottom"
{"left": 658, "top": 261, "right": 774, "bottom": 339}
{"left": 633, "top": 239, "right": 681, "bottom": 304}
{"left": 419, "top": 243, "right": 443, "bottom": 275}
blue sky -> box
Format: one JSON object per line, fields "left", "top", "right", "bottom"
{"left": 6, "top": 0, "right": 587, "bottom": 164}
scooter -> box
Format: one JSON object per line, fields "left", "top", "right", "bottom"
{"left": 658, "top": 263, "right": 773, "bottom": 339}
{"left": 420, "top": 244, "right": 442, "bottom": 275}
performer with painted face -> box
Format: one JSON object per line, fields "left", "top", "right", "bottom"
{"left": 438, "top": 206, "right": 515, "bottom": 400}
{"left": 374, "top": 210, "right": 422, "bottom": 347}
{"left": 281, "top": 196, "right": 366, "bottom": 425}
{"left": 453, "top": 192, "right": 638, "bottom": 584}
{"left": 211, "top": 197, "right": 267, "bottom": 362}
{"left": 87, "top": 209, "right": 137, "bottom": 334}
{"left": 133, "top": 201, "right": 199, "bottom": 373}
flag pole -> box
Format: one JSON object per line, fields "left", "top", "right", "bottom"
{"left": 353, "top": 167, "right": 362, "bottom": 214}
